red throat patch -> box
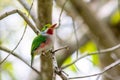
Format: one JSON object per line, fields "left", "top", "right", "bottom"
{"left": 46, "top": 23, "right": 57, "bottom": 35}
{"left": 46, "top": 29, "right": 53, "bottom": 35}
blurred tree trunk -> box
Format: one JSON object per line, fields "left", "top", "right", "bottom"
{"left": 70, "top": 0, "right": 120, "bottom": 80}
{"left": 37, "top": 0, "right": 53, "bottom": 80}
{"left": 55, "top": 0, "right": 120, "bottom": 80}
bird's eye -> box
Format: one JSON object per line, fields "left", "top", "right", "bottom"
{"left": 44, "top": 26, "right": 47, "bottom": 29}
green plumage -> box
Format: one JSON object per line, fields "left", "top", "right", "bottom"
{"left": 30, "top": 24, "right": 54, "bottom": 66}
{"left": 31, "top": 35, "right": 47, "bottom": 66}
{"left": 31, "top": 35, "right": 47, "bottom": 54}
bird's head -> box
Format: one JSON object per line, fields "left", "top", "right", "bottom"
{"left": 41, "top": 23, "right": 57, "bottom": 35}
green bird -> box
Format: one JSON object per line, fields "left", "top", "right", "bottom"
{"left": 31, "top": 23, "right": 57, "bottom": 66}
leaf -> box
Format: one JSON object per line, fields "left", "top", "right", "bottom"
{"left": 80, "top": 41, "right": 99, "bottom": 66}
{"left": 63, "top": 56, "right": 77, "bottom": 72}
{"left": 2, "top": 61, "right": 16, "bottom": 80}
{"left": 2, "top": 61, "right": 13, "bottom": 71}
{"left": 110, "top": 10, "right": 120, "bottom": 25}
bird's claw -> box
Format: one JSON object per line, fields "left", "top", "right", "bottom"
{"left": 41, "top": 51, "right": 46, "bottom": 56}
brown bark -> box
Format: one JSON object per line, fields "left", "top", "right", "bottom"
{"left": 37, "top": 0, "right": 53, "bottom": 80}
{"left": 37, "top": 0, "right": 52, "bottom": 30}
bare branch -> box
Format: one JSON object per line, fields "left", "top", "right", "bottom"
{"left": 69, "top": 3, "right": 120, "bottom": 79}
{"left": 69, "top": 59, "right": 120, "bottom": 79}
{"left": 0, "top": 53, "right": 10, "bottom": 65}
{"left": 0, "top": 46, "right": 40, "bottom": 75}
{"left": 57, "top": 0, "right": 69, "bottom": 28}
{"left": 52, "top": 49, "right": 69, "bottom": 80}
{"left": 17, "top": 0, "right": 36, "bottom": 22}
{"left": 37, "top": 0, "right": 52, "bottom": 30}
{"left": 0, "top": 0, "right": 36, "bottom": 65}
{"left": 18, "top": 0, "right": 30, "bottom": 11}
{"left": 62, "top": 43, "right": 120, "bottom": 69}
{"left": 55, "top": 69, "right": 69, "bottom": 80}
{"left": 72, "top": 18, "right": 79, "bottom": 59}
{"left": 0, "top": 21, "right": 27, "bottom": 65}
{"left": 0, "top": 9, "right": 39, "bottom": 35}
{"left": 52, "top": 46, "right": 69, "bottom": 53}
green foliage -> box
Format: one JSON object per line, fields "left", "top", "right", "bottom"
{"left": 63, "top": 57, "right": 77, "bottom": 72}
{"left": 80, "top": 41, "right": 99, "bottom": 66}
{"left": 2, "top": 62, "right": 13, "bottom": 72}
{"left": 2, "top": 61, "right": 16, "bottom": 80}
{"left": 110, "top": 10, "right": 120, "bottom": 25}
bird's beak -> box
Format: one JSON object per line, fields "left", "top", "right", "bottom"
{"left": 50, "top": 23, "right": 57, "bottom": 29}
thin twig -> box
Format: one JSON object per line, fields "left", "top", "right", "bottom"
{"left": 52, "top": 46, "right": 69, "bottom": 53}
{"left": 0, "top": 9, "right": 39, "bottom": 34}
{"left": 51, "top": 50, "right": 69, "bottom": 80}
{"left": 57, "top": 0, "right": 69, "bottom": 28}
{"left": 0, "top": 0, "right": 37, "bottom": 65}
{"left": 72, "top": 18, "right": 79, "bottom": 59}
{"left": 69, "top": 59, "right": 120, "bottom": 79}
{"left": 96, "top": 75, "right": 101, "bottom": 80}
{"left": 17, "top": 0, "right": 36, "bottom": 22}
{"left": 0, "top": 52, "right": 11, "bottom": 65}
{"left": 62, "top": 43, "right": 120, "bottom": 69}
{"left": 55, "top": 69, "right": 69, "bottom": 80}
{"left": 0, "top": 46, "right": 40, "bottom": 74}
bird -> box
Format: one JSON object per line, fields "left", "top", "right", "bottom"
{"left": 30, "top": 23, "right": 57, "bottom": 66}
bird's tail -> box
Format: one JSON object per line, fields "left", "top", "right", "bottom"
{"left": 31, "top": 53, "right": 34, "bottom": 67}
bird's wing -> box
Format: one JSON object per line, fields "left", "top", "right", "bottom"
{"left": 31, "top": 35, "right": 47, "bottom": 54}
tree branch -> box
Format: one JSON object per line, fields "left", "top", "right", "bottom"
{"left": 37, "top": 0, "right": 52, "bottom": 30}
{"left": 0, "top": 9, "right": 39, "bottom": 35}
{"left": 56, "top": 33, "right": 89, "bottom": 67}
{"left": 0, "top": 46, "right": 40, "bottom": 75}
{"left": 57, "top": 0, "right": 69, "bottom": 28}
{"left": 55, "top": 0, "right": 89, "bottom": 67}
{"left": 70, "top": 0, "right": 120, "bottom": 49}
{"left": 62, "top": 43, "right": 120, "bottom": 69}
{"left": 37, "top": 0, "right": 53, "bottom": 80}
{"left": 69, "top": 59, "right": 120, "bottom": 79}
{"left": 51, "top": 50, "right": 68, "bottom": 80}
{"left": 17, "top": 0, "right": 37, "bottom": 23}
{"left": 70, "top": 0, "right": 120, "bottom": 79}
{"left": 0, "top": 0, "right": 35, "bottom": 66}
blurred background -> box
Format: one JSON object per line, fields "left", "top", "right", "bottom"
{"left": 0, "top": 0, "right": 120, "bottom": 80}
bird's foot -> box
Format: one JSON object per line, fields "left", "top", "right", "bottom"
{"left": 41, "top": 51, "right": 46, "bottom": 56}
